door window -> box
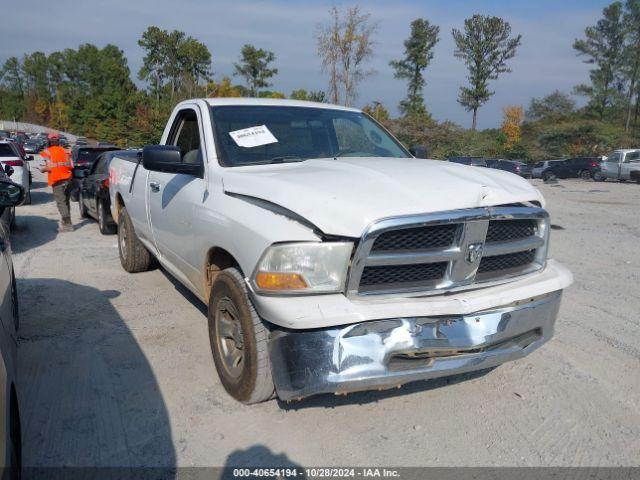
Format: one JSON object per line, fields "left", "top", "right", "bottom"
{"left": 606, "top": 152, "right": 621, "bottom": 163}
{"left": 624, "top": 151, "right": 640, "bottom": 162}
{"left": 93, "top": 155, "right": 107, "bottom": 174}
{"left": 168, "top": 109, "right": 203, "bottom": 165}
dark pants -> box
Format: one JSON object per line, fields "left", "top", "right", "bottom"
{"left": 52, "top": 180, "right": 71, "bottom": 221}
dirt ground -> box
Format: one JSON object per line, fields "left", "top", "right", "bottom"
{"left": 12, "top": 163, "right": 640, "bottom": 469}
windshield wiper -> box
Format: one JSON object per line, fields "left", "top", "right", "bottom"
{"left": 267, "top": 155, "right": 306, "bottom": 164}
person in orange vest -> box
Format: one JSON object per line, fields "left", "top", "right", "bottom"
{"left": 39, "top": 133, "right": 74, "bottom": 232}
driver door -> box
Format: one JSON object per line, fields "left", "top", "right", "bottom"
{"left": 147, "top": 107, "right": 206, "bottom": 286}
{"left": 601, "top": 152, "right": 620, "bottom": 179}
{"left": 620, "top": 151, "right": 640, "bottom": 179}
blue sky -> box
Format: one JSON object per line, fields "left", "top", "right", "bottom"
{"left": 2, "top": 0, "right": 612, "bottom": 129}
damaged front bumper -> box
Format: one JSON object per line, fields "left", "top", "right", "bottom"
{"left": 268, "top": 291, "right": 562, "bottom": 401}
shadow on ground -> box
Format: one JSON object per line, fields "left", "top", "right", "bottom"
{"left": 10, "top": 216, "right": 58, "bottom": 253}
{"left": 17, "top": 278, "right": 175, "bottom": 476}
{"left": 277, "top": 367, "right": 496, "bottom": 411}
{"left": 221, "top": 445, "right": 305, "bottom": 479}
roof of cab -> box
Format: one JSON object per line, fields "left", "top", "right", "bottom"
{"left": 196, "top": 97, "right": 361, "bottom": 112}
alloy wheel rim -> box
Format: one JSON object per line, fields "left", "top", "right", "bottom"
{"left": 119, "top": 221, "right": 127, "bottom": 259}
{"left": 98, "top": 203, "right": 104, "bottom": 228}
{"left": 215, "top": 296, "right": 245, "bottom": 379}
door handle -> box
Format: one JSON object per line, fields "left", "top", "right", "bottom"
{"left": 149, "top": 182, "right": 161, "bottom": 192}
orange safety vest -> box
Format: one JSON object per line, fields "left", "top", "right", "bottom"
{"left": 41, "top": 146, "right": 73, "bottom": 186}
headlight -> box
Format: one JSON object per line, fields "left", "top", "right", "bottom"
{"left": 252, "top": 242, "right": 353, "bottom": 294}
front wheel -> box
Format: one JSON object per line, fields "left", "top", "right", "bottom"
{"left": 543, "top": 171, "right": 557, "bottom": 182}
{"left": 208, "top": 268, "right": 275, "bottom": 404}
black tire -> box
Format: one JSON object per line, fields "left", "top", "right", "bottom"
{"left": 78, "top": 192, "right": 90, "bottom": 219}
{"left": 579, "top": 170, "right": 592, "bottom": 180}
{"left": 10, "top": 270, "right": 18, "bottom": 333}
{"left": 9, "top": 207, "right": 15, "bottom": 231}
{"left": 97, "top": 200, "right": 116, "bottom": 235}
{"left": 22, "top": 191, "right": 31, "bottom": 206}
{"left": 542, "top": 171, "right": 556, "bottom": 182}
{"left": 9, "top": 389, "right": 21, "bottom": 480}
{"left": 208, "top": 268, "right": 274, "bottom": 404}
{"left": 593, "top": 172, "right": 606, "bottom": 182}
{"left": 117, "top": 206, "right": 154, "bottom": 273}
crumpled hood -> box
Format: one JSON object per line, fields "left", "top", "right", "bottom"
{"left": 222, "top": 157, "right": 544, "bottom": 237}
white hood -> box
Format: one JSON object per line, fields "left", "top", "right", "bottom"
{"left": 222, "top": 157, "right": 544, "bottom": 238}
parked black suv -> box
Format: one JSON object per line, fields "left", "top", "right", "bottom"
{"left": 541, "top": 157, "right": 601, "bottom": 180}
{"left": 486, "top": 159, "right": 533, "bottom": 178}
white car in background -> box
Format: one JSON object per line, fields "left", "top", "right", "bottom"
{"left": 0, "top": 141, "right": 31, "bottom": 205}
{"left": 531, "top": 160, "right": 563, "bottom": 179}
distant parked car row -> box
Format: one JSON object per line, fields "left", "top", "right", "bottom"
{"left": 533, "top": 157, "right": 602, "bottom": 181}
{"left": 447, "top": 157, "right": 533, "bottom": 178}
{"left": 448, "top": 152, "right": 640, "bottom": 184}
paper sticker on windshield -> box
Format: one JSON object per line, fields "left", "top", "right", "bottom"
{"left": 229, "top": 125, "right": 278, "bottom": 148}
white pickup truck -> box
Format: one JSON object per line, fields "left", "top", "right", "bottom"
{"left": 595, "top": 149, "right": 640, "bottom": 182}
{"left": 109, "top": 98, "right": 573, "bottom": 403}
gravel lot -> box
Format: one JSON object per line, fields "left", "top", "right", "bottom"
{"left": 12, "top": 163, "right": 640, "bottom": 469}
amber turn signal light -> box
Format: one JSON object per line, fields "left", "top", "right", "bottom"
{"left": 255, "top": 272, "right": 308, "bottom": 291}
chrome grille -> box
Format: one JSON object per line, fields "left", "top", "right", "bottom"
{"left": 371, "top": 224, "right": 457, "bottom": 252}
{"left": 478, "top": 250, "right": 536, "bottom": 275}
{"left": 360, "top": 262, "right": 448, "bottom": 292}
{"left": 486, "top": 219, "right": 536, "bottom": 243}
{"left": 347, "top": 206, "right": 549, "bottom": 297}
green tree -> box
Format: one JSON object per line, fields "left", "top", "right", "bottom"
{"left": 138, "top": 26, "right": 212, "bottom": 103}
{"left": 573, "top": 2, "right": 626, "bottom": 120}
{"left": 0, "top": 57, "right": 25, "bottom": 120}
{"left": 452, "top": 15, "right": 522, "bottom": 130}
{"left": 390, "top": 19, "right": 440, "bottom": 117}
{"left": 290, "top": 89, "right": 327, "bottom": 102}
{"left": 623, "top": 0, "right": 640, "bottom": 130}
{"left": 138, "top": 26, "right": 168, "bottom": 108}
{"left": 234, "top": 44, "right": 278, "bottom": 97}
{"left": 526, "top": 90, "right": 576, "bottom": 121}
{"left": 362, "top": 101, "right": 390, "bottom": 122}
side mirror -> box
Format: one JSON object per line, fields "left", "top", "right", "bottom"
{"left": 4, "top": 166, "right": 14, "bottom": 177}
{"left": 27, "top": 155, "right": 34, "bottom": 161}
{"left": 142, "top": 145, "right": 203, "bottom": 177}
{"left": 0, "top": 180, "right": 25, "bottom": 207}
{"left": 409, "top": 145, "right": 429, "bottom": 159}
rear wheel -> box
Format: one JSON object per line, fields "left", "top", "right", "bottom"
{"left": 117, "top": 207, "right": 154, "bottom": 273}
{"left": 97, "top": 200, "right": 116, "bottom": 235}
{"left": 593, "top": 171, "right": 606, "bottom": 182}
{"left": 78, "top": 192, "right": 90, "bottom": 219}
{"left": 579, "top": 170, "right": 592, "bottom": 180}
{"left": 208, "top": 268, "right": 275, "bottom": 404}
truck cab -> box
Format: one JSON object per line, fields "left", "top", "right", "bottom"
{"left": 597, "top": 149, "right": 640, "bottom": 182}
